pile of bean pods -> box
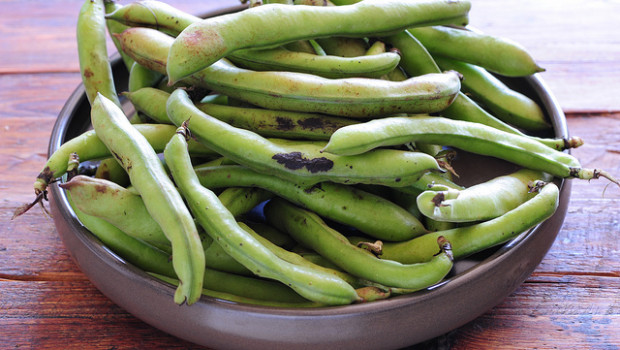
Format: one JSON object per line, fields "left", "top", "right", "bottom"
{"left": 20, "top": 0, "right": 620, "bottom": 307}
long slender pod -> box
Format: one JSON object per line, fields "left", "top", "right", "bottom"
{"left": 67, "top": 190, "right": 314, "bottom": 306}
{"left": 217, "top": 187, "right": 274, "bottom": 218}
{"left": 77, "top": 0, "right": 121, "bottom": 107}
{"left": 434, "top": 56, "right": 551, "bottom": 131}
{"left": 33, "top": 124, "right": 216, "bottom": 196}
{"left": 228, "top": 48, "right": 402, "bottom": 79}
{"left": 167, "top": 88, "right": 441, "bottom": 187}
{"left": 242, "top": 222, "right": 394, "bottom": 301}
{"left": 408, "top": 26, "right": 544, "bottom": 77}
{"left": 117, "top": 27, "right": 461, "bottom": 118}
{"left": 105, "top": 0, "right": 200, "bottom": 34}
{"left": 167, "top": 0, "right": 472, "bottom": 82}
{"left": 164, "top": 125, "right": 360, "bottom": 305}
{"left": 416, "top": 169, "right": 552, "bottom": 223}
{"left": 106, "top": 1, "right": 403, "bottom": 79}
{"left": 264, "top": 198, "right": 454, "bottom": 290}
{"left": 128, "top": 61, "right": 164, "bottom": 92}
{"left": 66, "top": 191, "right": 176, "bottom": 277}
{"left": 238, "top": 222, "right": 363, "bottom": 289}
{"left": 152, "top": 274, "right": 323, "bottom": 308}
{"left": 365, "top": 182, "right": 560, "bottom": 264}
{"left": 383, "top": 30, "right": 578, "bottom": 151}
{"left": 322, "top": 116, "right": 619, "bottom": 185}
{"left": 104, "top": 1, "right": 135, "bottom": 71}
{"left": 193, "top": 165, "right": 428, "bottom": 241}
{"left": 90, "top": 94, "right": 205, "bottom": 305}
{"left": 124, "top": 87, "right": 357, "bottom": 140}
{"left": 59, "top": 175, "right": 169, "bottom": 246}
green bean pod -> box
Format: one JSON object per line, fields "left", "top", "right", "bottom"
{"left": 416, "top": 169, "right": 552, "bottom": 223}
{"left": 264, "top": 198, "right": 454, "bottom": 290}
{"left": 327, "top": 0, "right": 469, "bottom": 26}
{"left": 167, "top": 89, "right": 441, "bottom": 187}
{"left": 362, "top": 40, "right": 407, "bottom": 81}
{"left": 59, "top": 175, "right": 169, "bottom": 246}
{"left": 383, "top": 30, "right": 576, "bottom": 151}
{"left": 217, "top": 187, "right": 274, "bottom": 218}
{"left": 90, "top": 93, "right": 205, "bottom": 305}
{"left": 68, "top": 176, "right": 275, "bottom": 277}
{"left": 167, "top": 0, "right": 472, "bottom": 82}
{"left": 68, "top": 191, "right": 314, "bottom": 305}
{"left": 367, "top": 182, "right": 560, "bottom": 264}
{"left": 408, "top": 26, "right": 543, "bottom": 77}
{"left": 105, "top": 0, "right": 200, "bottom": 34}
{"left": 444, "top": 94, "right": 582, "bottom": 150}
{"left": 104, "top": 1, "right": 135, "bottom": 72}
{"left": 124, "top": 87, "right": 357, "bottom": 140}
{"left": 384, "top": 30, "right": 440, "bottom": 77}
{"left": 164, "top": 126, "right": 360, "bottom": 305}
{"left": 201, "top": 218, "right": 299, "bottom": 276}
{"left": 400, "top": 171, "right": 465, "bottom": 194}
{"left": 228, "top": 48, "right": 402, "bottom": 79}
{"left": 123, "top": 88, "right": 171, "bottom": 124}
{"left": 34, "top": 124, "right": 216, "bottom": 196}
{"left": 200, "top": 63, "right": 461, "bottom": 119}
{"left": 201, "top": 268, "right": 312, "bottom": 304}
{"left": 322, "top": 116, "right": 620, "bottom": 184}
{"left": 193, "top": 103, "right": 357, "bottom": 141}
{"left": 128, "top": 61, "right": 164, "bottom": 92}
{"left": 283, "top": 40, "right": 318, "bottom": 54}
{"left": 201, "top": 235, "right": 252, "bottom": 276}
{"left": 434, "top": 56, "right": 550, "bottom": 131}
{"left": 193, "top": 165, "right": 427, "bottom": 241}
{"left": 66, "top": 177, "right": 272, "bottom": 275}
{"left": 104, "top": 0, "right": 410, "bottom": 80}
{"left": 77, "top": 0, "right": 121, "bottom": 108}
{"left": 238, "top": 222, "right": 362, "bottom": 289}
{"left": 245, "top": 222, "right": 296, "bottom": 250}
{"left": 206, "top": 187, "right": 275, "bottom": 275}
{"left": 66, "top": 191, "right": 175, "bottom": 277}
{"left": 94, "top": 157, "right": 130, "bottom": 187}
{"left": 152, "top": 273, "right": 322, "bottom": 308}
{"left": 316, "top": 37, "right": 369, "bottom": 57}
{"left": 244, "top": 221, "right": 394, "bottom": 301}
{"left": 117, "top": 27, "right": 461, "bottom": 118}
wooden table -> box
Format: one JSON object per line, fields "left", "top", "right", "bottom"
{"left": 1, "top": 0, "right": 618, "bottom": 348}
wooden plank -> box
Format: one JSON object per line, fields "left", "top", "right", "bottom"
{"left": 412, "top": 274, "right": 620, "bottom": 349}
{"left": 0, "top": 204, "right": 78, "bottom": 279}
{"left": 469, "top": 0, "right": 620, "bottom": 113}
{"left": 1, "top": 116, "right": 59, "bottom": 203}
{"left": 0, "top": 0, "right": 618, "bottom": 113}
{"left": 0, "top": 73, "right": 81, "bottom": 119}
{"left": 1, "top": 275, "right": 616, "bottom": 349}
{"left": 0, "top": 280, "right": 204, "bottom": 349}
{"left": 0, "top": 0, "right": 240, "bottom": 73}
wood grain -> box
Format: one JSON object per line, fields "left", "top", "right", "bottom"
{"left": 1, "top": 0, "right": 619, "bottom": 349}
{"left": 0, "top": 0, "right": 618, "bottom": 111}
{"left": 469, "top": 0, "right": 620, "bottom": 113}
{"left": 0, "top": 0, "right": 240, "bottom": 73}
{"left": 1, "top": 281, "right": 204, "bottom": 349}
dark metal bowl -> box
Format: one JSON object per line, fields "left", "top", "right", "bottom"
{"left": 47, "top": 7, "right": 571, "bottom": 349}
